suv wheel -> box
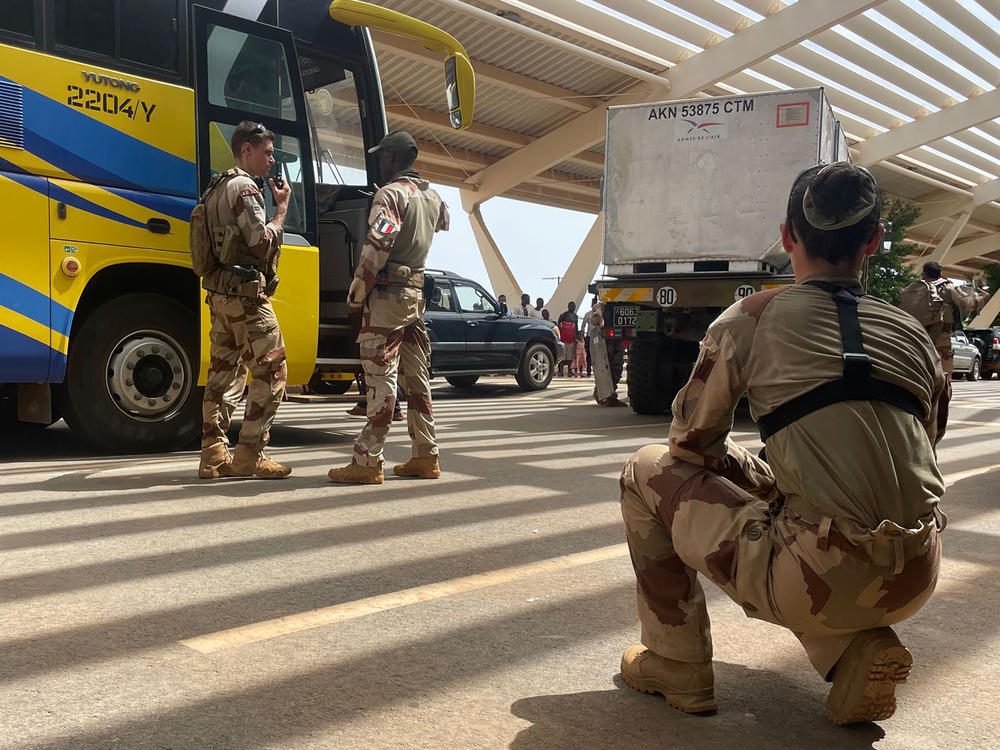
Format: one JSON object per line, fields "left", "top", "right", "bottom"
{"left": 966, "top": 357, "right": 981, "bottom": 382}
{"left": 516, "top": 343, "right": 554, "bottom": 391}
{"left": 446, "top": 375, "right": 479, "bottom": 388}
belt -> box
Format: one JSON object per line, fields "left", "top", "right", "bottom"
{"left": 782, "top": 496, "right": 941, "bottom": 574}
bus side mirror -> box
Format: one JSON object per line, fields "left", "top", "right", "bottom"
{"left": 445, "top": 53, "right": 474, "bottom": 130}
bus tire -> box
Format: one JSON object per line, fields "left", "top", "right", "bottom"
{"left": 59, "top": 294, "right": 202, "bottom": 453}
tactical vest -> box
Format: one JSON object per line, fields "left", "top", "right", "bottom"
{"left": 201, "top": 171, "right": 279, "bottom": 299}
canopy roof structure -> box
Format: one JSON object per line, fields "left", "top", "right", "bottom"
{"left": 370, "top": 0, "right": 1000, "bottom": 323}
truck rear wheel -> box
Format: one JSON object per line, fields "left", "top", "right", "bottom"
{"left": 59, "top": 294, "right": 202, "bottom": 453}
{"left": 627, "top": 336, "right": 699, "bottom": 416}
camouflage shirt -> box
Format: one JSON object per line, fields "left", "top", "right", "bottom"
{"left": 205, "top": 167, "right": 283, "bottom": 268}
{"left": 668, "top": 273, "right": 947, "bottom": 530}
{"left": 354, "top": 171, "right": 449, "bottom": 296}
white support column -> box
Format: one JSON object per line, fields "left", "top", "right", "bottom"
{"left": 462, "top": 192, "right": 522, "bottom": 299}
{"left": 971, "top": 291, "right": 1000, "bottom": 328}
{"left": 547, "top": 213, "right": 604, "bottom": 313}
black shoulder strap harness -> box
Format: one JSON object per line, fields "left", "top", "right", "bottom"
{"left": 756, "top": 281, "right": 927, "bottom": 441}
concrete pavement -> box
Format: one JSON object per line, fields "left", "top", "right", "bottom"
{"left": 0, "top": 378, "right": 997, "bottom": 749}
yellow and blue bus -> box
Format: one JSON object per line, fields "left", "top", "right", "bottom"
{"left": 0, "top": 0, "right": 473, "bottom": 451}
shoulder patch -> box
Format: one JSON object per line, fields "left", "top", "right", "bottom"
{"left": 374, "top": 215, "right": 398, "bottom": 234}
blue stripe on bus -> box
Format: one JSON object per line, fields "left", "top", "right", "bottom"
{"left": 4, "top": 154, "right": 194, "bottom": 225}
{"left": 3, "top": 74, "right": 198, "bottom": 198}
{"left": 0, "top": 154, "right": 28, "bottom": 175}
{"left": 0, "top": 324, "right": 53, "bottom": 382}
{"left": 104, "top": 185, "right": 195, "bottom": 223}
{"left": 0, "top": 273, "right": 73, "bottom": 336}
{"left": 48, "top": 182, "right": 149, "bottom": 230}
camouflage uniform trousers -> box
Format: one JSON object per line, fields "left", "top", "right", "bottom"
{"left": 201, "top": 293, "right": 287, "bottom": 451}
{"left": 353, "top": 286, "right": 437, "bottom": 467}
{"left": 620, "top": 444, "right": 941, "bottom": 678}
{"left": 927, "top": 322, "right": 953, "bottom": 441}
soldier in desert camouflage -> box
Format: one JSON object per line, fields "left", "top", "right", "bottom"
{"left": 197, "top": 121, "right": 291, "bottom": 480}
{"left": 328, "top": 132, "right": 449, "bottom": 485}
{"left": 619, "top": 164, "right": 948, "bottom": 724}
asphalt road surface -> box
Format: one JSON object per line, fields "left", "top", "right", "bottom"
{"left": 0, "top": 378, "right": 997, "bottom": 750}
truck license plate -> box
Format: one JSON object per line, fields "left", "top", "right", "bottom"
{"left": 612, "top": 305, "right": 640, "bottom": 327}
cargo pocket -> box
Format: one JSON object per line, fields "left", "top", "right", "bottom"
{"left": 732, "top": 516, "right": 782, "bottom": 624}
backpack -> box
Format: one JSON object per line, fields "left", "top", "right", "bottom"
{"left": 899, "top": 279, "right": 943, "bottom": 327}
{"left": 188, "top": 171, "right": 234, "bottom": 277}
{"left": 559, "top": 320, "right": 576, "bottom": 344}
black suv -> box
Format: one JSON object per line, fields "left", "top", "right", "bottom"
{"left": 966, "top": 326, "right": 1000, "bottom": 380}
{"left": 425, "top": 270, "right": 562, "bottom": 390}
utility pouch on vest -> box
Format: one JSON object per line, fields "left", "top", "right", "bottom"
{"left": 218, "top": 225, "right": 243, "bottom": 266}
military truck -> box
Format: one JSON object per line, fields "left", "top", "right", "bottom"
{"left": 596, "top": 88, "right": 851, "bottom": 414}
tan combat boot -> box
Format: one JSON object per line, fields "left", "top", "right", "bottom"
{"left": 826, "top": 627, "right": 912, "bottom": 725}
{"left": 328, "top": 462, "right": 383, "bottom": 485}
{"left": 197, "top": 443, "right": 232, "bottom": 479}
{"left": 229, "top": 444, "right": 292, "bottom": 479}
{"left": 393, "top": 456, "right": 441, "bottom": 479}
{"left": 620, "top": 646, "right": 717, "bottom": 714}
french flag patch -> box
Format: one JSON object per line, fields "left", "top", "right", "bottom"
{"left": 374, "top": 215, "right": 397, "bottom": 234}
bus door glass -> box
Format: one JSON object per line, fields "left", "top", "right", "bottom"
{"left": 300, "top": 52, "right": 371, "bottom": 362}
{"left": 192, "top": 6, "right": 315, "bottom": 241}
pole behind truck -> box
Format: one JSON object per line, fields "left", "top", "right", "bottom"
{"left": 597, "top": 87, "right": 851, "bottom": 415}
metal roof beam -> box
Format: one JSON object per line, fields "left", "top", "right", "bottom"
{"left": 943, "top": 233, "right": 1000, "bottom": 265}
{"left": 415, "top": 0, "right": 671, "bottom": 87}
{"left": 856, "top": 88, "right": 1000, "bottom": 166}
{"left": 462, "top": 0, "right": 886, "bottom": 207}
{"left": 385, "top": 99, "right": 604, "bottom": 171}
{"left": 371, "top": 32, "right": 597, "bottom": 113}
{"left": 913, "top": 177, "right": 1000, "bottom": 227}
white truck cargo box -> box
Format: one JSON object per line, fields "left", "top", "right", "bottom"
{"left": 603, "top": 88, "right": 847, "bottom": 273}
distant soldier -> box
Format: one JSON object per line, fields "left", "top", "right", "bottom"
{"left": 619, "top": 164, "right": 948, "bottom": 724}
{"left": 900, "top": 261, "right": 990, "bottom": 437}
{"left": 328, "top": 131, "right": 449, "bottom": 484}
{"left": 197, "top": 121, "right": 291, "bottom": 480}
{"left": 587, "top": 300, "right": 625, "bottom": 406}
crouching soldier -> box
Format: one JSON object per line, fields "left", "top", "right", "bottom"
{"left": 618, "top": 164, "right": 948, "bottom": 724}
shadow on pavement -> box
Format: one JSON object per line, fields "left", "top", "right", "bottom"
{"left": 510, "top": 667, "right": 886, "bottom": 750}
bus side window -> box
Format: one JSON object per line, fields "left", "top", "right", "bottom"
{"left": 0, "top": 0, "right": 34, "bottom": 39}
{"left": 120, "top": 0, "right": 179, "bottom": 72}
{"left": 54, "top": 0, "right": 115, "bottom": 58}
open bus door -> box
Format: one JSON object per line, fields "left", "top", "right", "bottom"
{"left": 191, "top": 5, "right": 320, "bottom": 387}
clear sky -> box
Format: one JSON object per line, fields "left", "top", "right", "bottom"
{"left": 424, "top": 183, "right": 598, "bottom": 310}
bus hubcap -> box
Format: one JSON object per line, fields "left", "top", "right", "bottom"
{"left": 107, "top": 332, "right": 191, "bottom": 420}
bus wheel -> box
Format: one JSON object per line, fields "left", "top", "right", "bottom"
{"left": 59, "top": 294, "right": 202, "bottom": 453}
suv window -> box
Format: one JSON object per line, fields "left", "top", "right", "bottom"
{"left": 427, "top": 283, "right": 456, "bottom": 313}
{"left": 454, "top": 283, "right": 497, "bottom": 314}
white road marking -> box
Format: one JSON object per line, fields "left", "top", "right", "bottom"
{"left": 179, "top": 543, "right": 629, "bottom": 653}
